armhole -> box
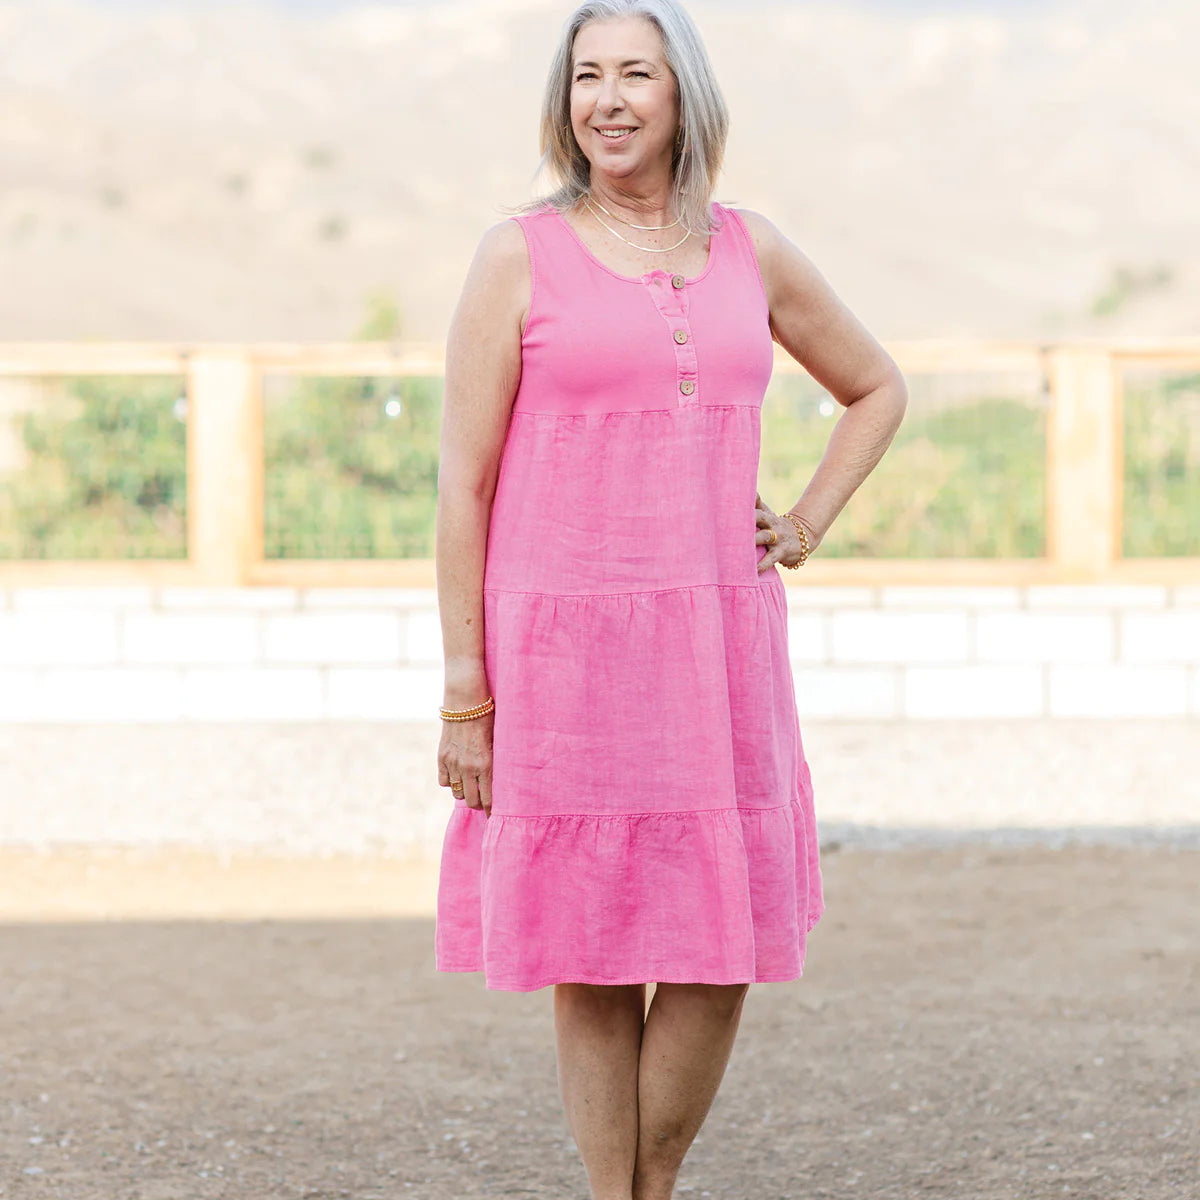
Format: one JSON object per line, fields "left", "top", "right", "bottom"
{"left": 721, "top": 205, "right": 770, "bottom": 310}
{"left": 509, "top": 214, "right": 540, "bottom": 347}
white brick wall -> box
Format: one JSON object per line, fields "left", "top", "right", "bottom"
{"left": 1049, "top": 665, "right": 1190, "bottom": 717}
{"left": 1120, "top": 612, "right": 1200, "bottom": 663}
{"left": 124, "top": 614, "right": 259, "bottom": 665}
{"left": 0, "top": 583, "right": 1198, "bottom": 721}
{"left": 831, "top": 610, "right": 970, "bottom": 663}
{"left": 0, "top": 612, "right": 120, "bottom": 665}
{"left": 976, "top": 612, "right": 1114, "bottom": 663}
{"left": 262, "top": 612, "right": 403, "bottom": 664}
{"left": 792, "top": 666, "right": 901, "bottom": 718}
{"left": 905, "top": 665, "right": 1043, "bottom": 718}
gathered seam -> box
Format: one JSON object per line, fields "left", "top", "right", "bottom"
{"left": 484, "top": 581, "right": 774, "bottom": 598}
{"left": 469, "top": 799, "right": 804, "bottom": 820}
{"left": 509, "top": 403, "right": 761, "bottom": 417}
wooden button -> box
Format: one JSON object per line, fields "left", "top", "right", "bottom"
{"left": 679, "top": 380, "right": 695, "bottom": 395}
{"left": 673, "top": 329, "right": 688, "bottom": 344}
{"left": 671, "top": 274, "right": 686, "bottom": 289}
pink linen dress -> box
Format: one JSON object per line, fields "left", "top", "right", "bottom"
{"left": 434, "top": 199, "right": 825, "bottom": 992}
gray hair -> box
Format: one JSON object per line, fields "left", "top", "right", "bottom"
{"left": 505, "top": 0, "right": 729, "bottom": 236}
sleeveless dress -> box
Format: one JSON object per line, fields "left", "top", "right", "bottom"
{"left": 434, "top": 200, "right": 825, "bottom": 992}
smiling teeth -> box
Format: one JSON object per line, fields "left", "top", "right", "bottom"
{"left": 599, "top": 128, "right": 633, "bottom": 138}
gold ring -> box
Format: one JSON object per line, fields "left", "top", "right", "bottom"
{"left": 766, "top": 528, "right": 777, "bottom": 545}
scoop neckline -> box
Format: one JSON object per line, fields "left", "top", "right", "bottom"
{"left": 548, "top": 202, "right": 722, "bottom": 286}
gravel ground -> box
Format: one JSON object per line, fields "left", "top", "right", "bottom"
{"left": 1, "top": 843, "right": 1197, "bottom": 1199}
{"left": 1, "top": 718, "right": 1197, "bottom": 1199}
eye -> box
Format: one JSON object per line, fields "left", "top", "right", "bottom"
{"left": 574, "top": 71, "right": 597, "bottom": 81}
{"left": 628, "top": 70, "right": 650, "bottom": 78}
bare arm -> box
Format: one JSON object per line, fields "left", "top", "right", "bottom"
{"left": 737, "top": 208, "right": 908, "bottom": 560}
{"left": 436, "top": 218, "right": 529, "bottom": 708}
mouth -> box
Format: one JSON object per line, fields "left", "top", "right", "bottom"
{"left": 593, "top": 126, "right": 638, "bottom": 145}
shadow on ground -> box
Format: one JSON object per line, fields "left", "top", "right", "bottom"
{"left": 1, "top": 844, "right": 1197, "bottom": 1199}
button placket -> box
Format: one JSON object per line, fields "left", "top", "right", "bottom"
{"left": 645, "top": 271, "right": 699, "bottom": 406}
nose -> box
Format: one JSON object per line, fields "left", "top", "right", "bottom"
{"left": 597, "top": 72, "right": 623, "bottom": 111}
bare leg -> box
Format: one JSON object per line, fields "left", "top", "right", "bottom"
{"left": 553, "top": 982, "right": 647, "bottom": 1200}
{"left": 632, "top": 982, "right": 750, "bottom": 1200}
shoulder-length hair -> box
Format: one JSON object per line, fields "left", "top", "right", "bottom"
{"left": 504, "top": 0, "right": 729, "bottom": 236}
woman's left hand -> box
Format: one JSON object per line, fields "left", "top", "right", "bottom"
{"left": 754, "top": 491, "right": 817, "bottom": 573}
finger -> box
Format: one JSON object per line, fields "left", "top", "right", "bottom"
{"left": 438, "top": 758, "right": 450, "bottom": 787}
{"left": 462, "top": 771, "right": 483, "bottom": 811}
{"left": 477, "top": 772, "right": 492, "bottom": 818}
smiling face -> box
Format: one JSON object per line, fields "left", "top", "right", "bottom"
{"left": 569, "top": 15, "right": 680, "bottom": 187}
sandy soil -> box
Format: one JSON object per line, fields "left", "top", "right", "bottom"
{"left": 1, "top": 843, "right": 1197, "bottom": 1200}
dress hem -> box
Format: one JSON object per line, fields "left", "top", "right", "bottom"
{"left": 435, "top": 903, "right": 827, "bottom": 993}
{"left": 434, "top": 962, "right": 816, "bottom": 994}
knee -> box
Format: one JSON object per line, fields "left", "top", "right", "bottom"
{"left": 642, "top": 1116, "right": 688, "bottom": 1151}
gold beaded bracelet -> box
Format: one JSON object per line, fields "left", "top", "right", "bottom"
{"left": 439, "top": 696, "right": 495, "bottom": 722}
{"left": 780, "top": 511, "right": 813, "bottom": 568}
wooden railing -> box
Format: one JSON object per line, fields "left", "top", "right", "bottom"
{"left": 0, "top": 338, "right": 1197, "bottom": 587}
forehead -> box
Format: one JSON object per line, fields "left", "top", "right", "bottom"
{"left": 572, "top": 15, "right": 664, "bottom": 63}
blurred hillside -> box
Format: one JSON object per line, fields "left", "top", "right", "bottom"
{"left": 1, "top": 0, "right": 1196, "bottom": 342}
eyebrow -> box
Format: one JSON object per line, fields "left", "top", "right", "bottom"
{"left": 573, "top": 59, "right": 654, "bottom": 69}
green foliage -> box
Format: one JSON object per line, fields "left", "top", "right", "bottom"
{"left": 1122, "top": 371, "right": 1200, "bottom": 557}
{"left": 355, "top": 291, "right": 404, "bottom": 342}
{"left": 263, "top": 372, "right": 441, "bottom": 559}
{"left": 0, "top": 375, "right": 187, "bottom": 559}
{"left": 759, "top": 376, "right": 1046, "bottom": 557}
{"left": 258, "top": 289, "right": 438, "bottom": 559}
{"left": 1090, "top": 262, "right": 1174, "bottom": 318}
{"left": 2, "top": 348, "right": 1194, "bottom": 562}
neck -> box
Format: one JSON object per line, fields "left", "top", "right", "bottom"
{"left": 586, "top": 176, "right": 676, "bottom": 227}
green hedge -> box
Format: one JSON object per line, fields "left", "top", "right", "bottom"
{"left": 1, "top": 368, "right": 1195, "bottom": 561}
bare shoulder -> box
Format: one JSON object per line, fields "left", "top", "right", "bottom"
{"left": 724, "top": 206, "right": 814, "bottom": 291}
{"left": 455, "top": 216, "right": 532, "bottom": 338}
{"left": 724, "top": 206, "right": 902, "bottom": 404}
{"left": 468, "top": 216, "right": 532, "bottom": 294}
{"left": 475, "top": 215, "right": 531, "bottom": 269}
{"left": 724, "top": 206, "right": 780, "bottom": 252}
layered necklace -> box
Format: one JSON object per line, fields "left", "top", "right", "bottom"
{"left": 583, "top": 193, "right": 694, "bottom": 253}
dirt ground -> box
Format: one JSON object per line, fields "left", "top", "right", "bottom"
{"left": 1, "top": 843, "right": 1197, "bottom": 1200}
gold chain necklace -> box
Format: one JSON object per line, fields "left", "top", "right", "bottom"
{"left": 587, "top": 193, "right": 681, "bottom": 231}
{"left": 583, "top": 196, "right": 693, "bottom": 253}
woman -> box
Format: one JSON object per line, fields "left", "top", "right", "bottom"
{"left": 433, "top": 1, "right": 907, "bottom": 1196}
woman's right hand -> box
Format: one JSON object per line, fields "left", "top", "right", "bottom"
{"left": 437, "top": 709, "right": 495, "bottom": 817}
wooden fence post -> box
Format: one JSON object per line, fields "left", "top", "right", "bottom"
{"left": 1046, "top": 347, "right": 1121, "bottom": 579}
{"left": 187, "top": 352, "right": 262, "bottom": 585}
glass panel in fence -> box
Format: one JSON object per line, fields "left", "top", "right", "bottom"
{"left": 262, "top": 373, "right": 441, "bottom": 559}
{"left": 1121, "top": 366, "right": 1200, "bottom": 558}
{"left": 760, "top": 369, "right": 1047, "bottom": 557}
{"left": 0, "top": 374, "right": 188, "bottom": 560}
